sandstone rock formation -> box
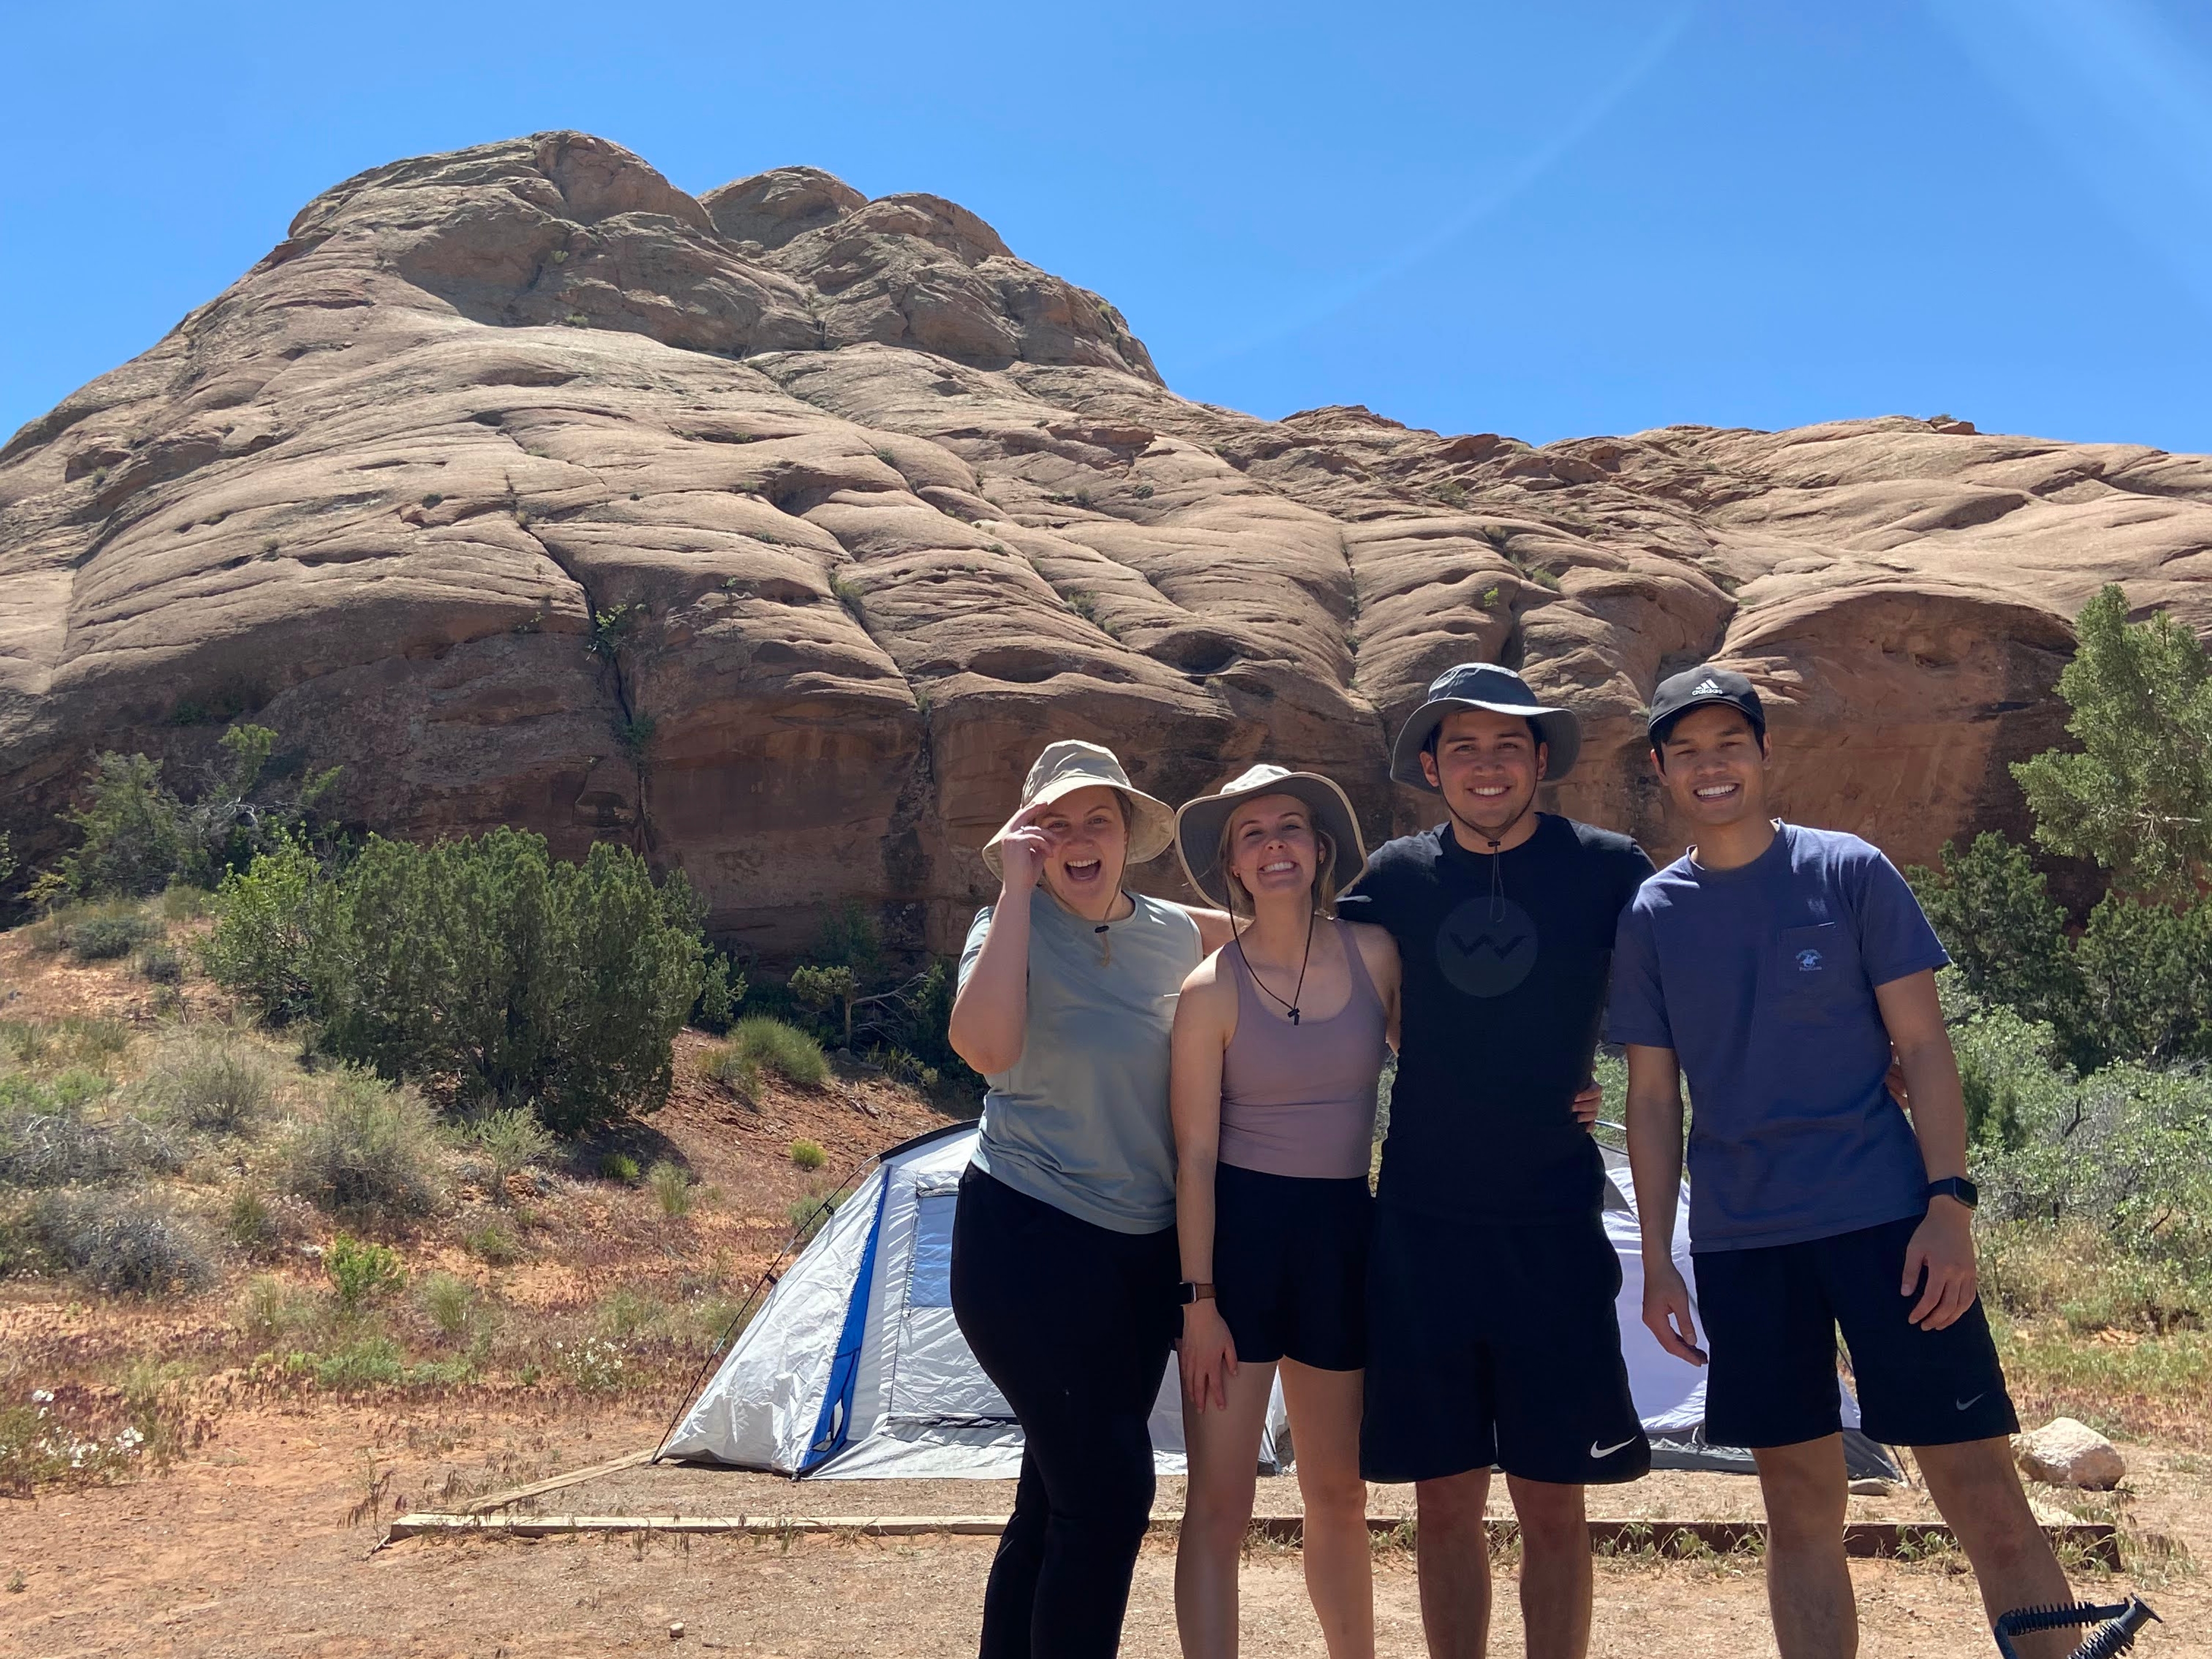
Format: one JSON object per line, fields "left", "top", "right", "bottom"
{"left": 6, "top": 131, "right": 2212, "bottom": 956}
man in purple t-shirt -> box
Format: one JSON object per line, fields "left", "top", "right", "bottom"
{"left": 1608, "top": 666, "right": 2082, "bottom": 1659}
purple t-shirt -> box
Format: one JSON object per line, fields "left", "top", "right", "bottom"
{"left": 1605, "top": 823, "right": 1949, "bottom": 1253}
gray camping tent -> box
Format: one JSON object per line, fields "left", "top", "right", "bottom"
{"left": 660, "top": 1123, "right": 1898, "bottom": 1482}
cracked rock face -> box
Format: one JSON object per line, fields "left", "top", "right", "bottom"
{"left": 6, "top": 130, "right": 2212, "bottom": 957}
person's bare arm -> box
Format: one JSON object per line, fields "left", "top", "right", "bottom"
{"left": 947, "top": 803, "right": 1053, "bottom": 1075}
{"left": 1625, "top": 1043, "right": 1704, "bottom": 1365}
{"left": 1170, "top": 959, "right": 1238, "bottom": 1412}
{"left": 1874, "top": 968, "right": 1977, "bottom": 1331}
{"left": 1183, "top": 905, "right": 1236, "bottom": 957}
{"left": 1350, "top": 923, "right": 1401, "bottom": 1051}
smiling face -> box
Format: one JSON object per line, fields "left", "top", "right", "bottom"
{"left": 1654, "top": 703, "right": 1769, "bottom": 828}
{"left": 1032, "top": 784, "right": 1129, "bottom": 912}
{"left": 1222, "top": 793, "right": 1320, "bottom": 913}
{"left": 1421, "top": 707, "right": 1547, "bottom": 837}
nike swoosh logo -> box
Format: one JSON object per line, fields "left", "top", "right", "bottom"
{"left": 1590, "top": 1437, "right": 1637, "bottom": 1459}
{"left": 1956, "top": 1393, "right": 1985, "bottom": 1411}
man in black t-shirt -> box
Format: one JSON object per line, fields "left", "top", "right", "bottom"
{"left": 1337, "top": 662, "right": 1652, "bottom": 1659}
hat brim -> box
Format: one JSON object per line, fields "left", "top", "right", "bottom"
{"left": 1173, "top": 772, "right": 1368, "bottom": 911}
{"left": 981, "top": 776, "right": 1176, "bottom": 877}
{"left": 1388, "top": 697, "right": 1581, "bottom": 790}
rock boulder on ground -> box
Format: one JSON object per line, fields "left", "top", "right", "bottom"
{"left": 6, "top": 131, "right": 2212, "bottom": 956}
{"left": 2014, "top": 1418, "right": 2127, "bottom": 1489}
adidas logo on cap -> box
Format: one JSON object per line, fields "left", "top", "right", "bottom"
{"left": 1693, "top": 677, "right": 1722, "bottom": 695}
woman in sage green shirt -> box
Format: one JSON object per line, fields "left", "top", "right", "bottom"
{"left": 948, "top": 740, "right": 1231, "bottom": 1659}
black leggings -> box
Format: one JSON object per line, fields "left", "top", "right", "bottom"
{"left": 950, "top": 1165, "right": 1178, "bottom": 1659}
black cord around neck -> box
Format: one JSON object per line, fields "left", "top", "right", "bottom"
{"left": 1232, "top": 907, "right": 1316, "bottom": 1025}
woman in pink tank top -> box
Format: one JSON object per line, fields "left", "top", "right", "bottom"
{"left": 1167, "top": 764, "right": 1401, "bottom": 1659}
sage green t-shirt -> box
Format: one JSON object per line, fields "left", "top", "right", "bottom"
{"left": 957, "top": 891, "right": 1201, "bottom": 1234}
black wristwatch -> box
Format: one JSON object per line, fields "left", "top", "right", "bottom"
{"left": 1176, "top": 1281, "right": 1215, "bottom": 1305}
{"left": 1926, "top": 1176, "right": 1979, "bottom": 1210}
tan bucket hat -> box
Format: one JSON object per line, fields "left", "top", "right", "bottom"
{"left": 982, "top": 740, "right": 1176, "bottom": 877}
{"left": 1174, "top": 763, "right": 1368, "bottom": 911}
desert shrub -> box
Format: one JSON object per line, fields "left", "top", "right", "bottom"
{"left": 786, "top": 1193, "right": 838, "bottom": 1244}
{"left": 224, "top": 1186, "right": 278, "bottom": 1249}
{"left": 463, "top": 1221, "right": 519, "bottom": 1264}
{"left": 135, "top": 1032, "right": 278, "bottom": 1133}
{"left": 158, "top": 886, "right": 211, "bottom": 922}
{"left": 596, "top": 1285, "right": 665, "bottom": 1342}
{"left": 25, "top": 1191, "right": 215, "bottom": 1293}
{"left": 1911, "top": 834, "right": 2090, "bottom": 1059}
{"left": 134, "top": 941, "right": 184, "bottom": 983}
{"left": 788, "top": 1138, "right": 827, "bottom": 1172}
{"left": 1953, "top": 1003, "right": 2212, "bottom": 1290}
{"left": 2014, "top": 584, "right": 2212, "bottom": 904}
{"left": 0, "top": 1100, "right": 181, "bottom": 1188}
{"left": 691, "top": 950, "right": 745, "bottom": 1035}
{"left": 309, "top": 1334, "right": 404, "bottom": 1389}
{"left": 282, "top": 1068, "right": 441, "bottom": 1219}
{"left": 599, "top": 1152, "right": 641, "bottom": 1184}
{"left": 0, "top": 1017, "right": 131, "bottom": 1071}
{"left": 306, "top": 829, "right": 708, "bottom": 1134}
{"left": 647, "top": 1160, "right": 693, "bottom": 1218}
{"left": 324, "top": 1233, "right": 405, "bottom": 1314}
{"left": 879, "top": 958, "right": 983, "bottom": 1101}
{"left": 472, "top": 1108, "right": 555, "bottom": 1199}
{"left": 236, "top": 1273, "right": 323, "bottom": 1347}
{"left": 703, "top": 1044, "right": 761, "bottom": 1105}
{"left": 200, "top": 836, "right": 322, "bottom": 1022}
{"left": 2074, "top": 893, "right": 2212, "bottom": 1067}
{"left": 553, "top": 1335, "right": 627, "bottom": 1391}
{"left": 790, "top": 964, "right": 862, "bottom": 1047}
{"left": 730, "top": 1015, "right": 827, "bottom": 1089}
{"left": 62, "top": 906, "right": 159, "bottom": 963}
{"left": 0, "top": 1391, "right": 173, "bottom": 1496}
{"left": 51, "top": 755, "right": 191, "bottom": 899}
{"left": 47, "top": 727, "right": 339, "bottom": 902}
{"left": 415, "top": 1271, "right": 478, "bottom": 1342}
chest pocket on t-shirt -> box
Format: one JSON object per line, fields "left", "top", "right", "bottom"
{"left": 1775, "top": 922, "right": 1857, "bottom": 1025}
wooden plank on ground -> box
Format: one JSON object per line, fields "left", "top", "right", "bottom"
{"left": 455, "top": 1448, "right": 658, "bottom": 1514}
{"left": 381, "top": 1510, "right": 2119, "bottom": 1567}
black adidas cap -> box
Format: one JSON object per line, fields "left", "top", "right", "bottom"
{"left": 1647, "top": 665, "right": 1766, "bottom": 745}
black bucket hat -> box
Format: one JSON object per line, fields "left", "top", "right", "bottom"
{"left": 1647, "top": 666, "right": 1767, "bottom": 747}
{"left": 1389, "top": 662, "right": 1582, "bottom": 790}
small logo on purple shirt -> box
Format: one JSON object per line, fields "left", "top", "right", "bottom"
{"left": 1795, "top": 948, "right": 1824, "bottom": 972}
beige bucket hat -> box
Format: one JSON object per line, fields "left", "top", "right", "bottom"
{"left": 982, "top": 740, "right": 1176, "bottom": 877}
{"left": 1174, "top": 763, "right": 1368, "bottom": 911}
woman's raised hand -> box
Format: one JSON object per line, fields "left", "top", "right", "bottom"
{"left": 988, "top": 800, "right": 1056, "bottom": 895}
{"left": 1177, "top": 1300, "right": 1239, "bottom": 1414}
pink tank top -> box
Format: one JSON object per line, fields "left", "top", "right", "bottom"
{"left": 1217, "top": 920, "right": 1389, "bottom": 1181}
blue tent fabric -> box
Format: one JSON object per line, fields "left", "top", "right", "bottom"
{"left": 802, "top": 1176, "right": 891, "bottom": 1471}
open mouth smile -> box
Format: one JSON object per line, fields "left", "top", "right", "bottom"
{"left": 1062, "top": 857, "right": 1103, "bottom": 880}
{"left": 1257, "top": 859, "right": 1298, "bottom": 875}
{"left": 1693, "top": 782, "right": 1740, "bottom": 801}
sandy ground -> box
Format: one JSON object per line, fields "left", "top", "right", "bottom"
{"left": 2, "top": 1402, "right": 2204, "bottom": 1658}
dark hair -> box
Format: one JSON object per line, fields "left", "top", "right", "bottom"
{"left": 1423, "top": 712, "right": 1545, "bottom": 759}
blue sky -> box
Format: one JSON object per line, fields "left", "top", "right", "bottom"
{"left": 5, "top": 0, "right": 2210, "bottom": 453}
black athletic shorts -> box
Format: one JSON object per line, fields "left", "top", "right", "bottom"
{"left": 1693, "top": 1212, "right": 2019, "bottom": 1450}
{"left": 1213, "top": 1161, "right": 1370, "bottom": 1372}
{"left": 1360, "top": 1202, "right": 1649, "bottom": 1486}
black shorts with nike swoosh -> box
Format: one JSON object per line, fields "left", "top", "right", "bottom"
{"left": 1360, "top": 1203, "right": 1649, "bottom": 1486}
{"left": 1692, "top": 1212, "right": 2018, "bottom": 1450}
